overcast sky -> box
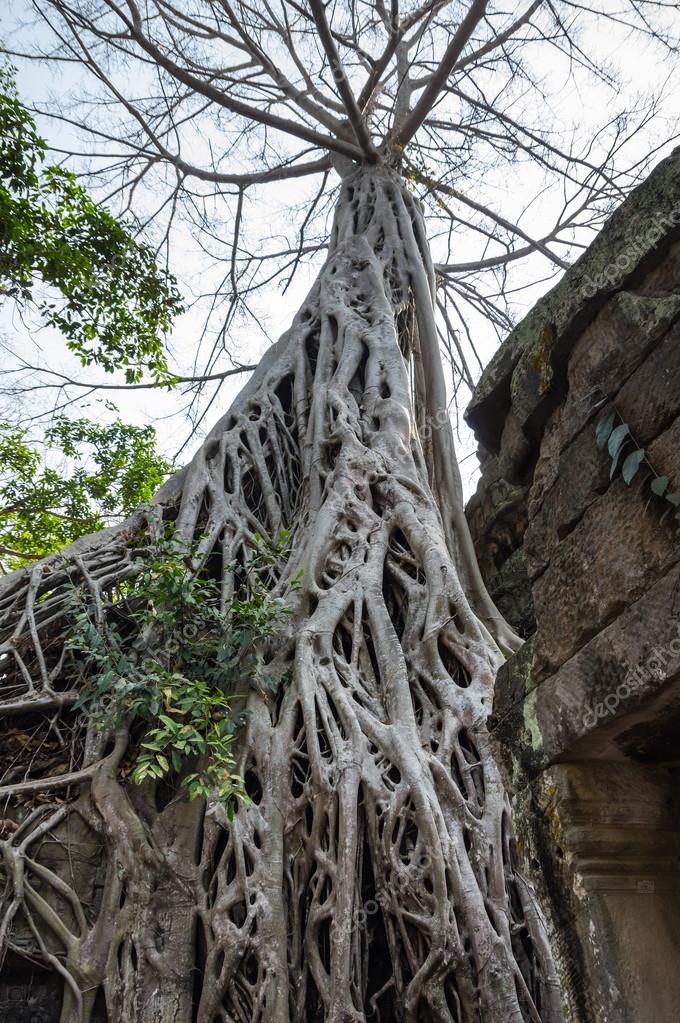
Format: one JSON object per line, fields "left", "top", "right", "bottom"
{"left": 2, "top": 3, "right": 678, "bottom": 499}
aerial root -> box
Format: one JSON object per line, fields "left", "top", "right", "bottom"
{"left": 0, "top": 166, "right": 560, "bottom": 1023}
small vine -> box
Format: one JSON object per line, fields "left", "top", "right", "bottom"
{"left": 66, "top": 528, "right": 299, "bottom": 811}
{"left": 596, "top": 407, "right": 680, "bottom": 525}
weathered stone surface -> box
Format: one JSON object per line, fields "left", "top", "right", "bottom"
{"left": 482, "top": 546, "right": 535, "bottom": 638}
{"left": 531, "top": 477, "right": 679, "bottom": 680}
{"left": 635, "top": 235, "right": 680, "bottom": 294}
{"left": 647, "top": 413, "right": 680, "bottom": 480}
{"left": 524, "top": 412, "right": 612, "bottom": 580}
{"left": 525, "top": 408, "right": 561, "bottom": 521}
{"left": 509, "top": 773, "right": 606, "bottom": 1023}
{"left": 561, "top": 287, "right": 680, "bottom": 450}
{"left": 525, "top": 366, "right": 680, "bottom": 583}
{"left": 497, "top": 408, "right": 533, "bottom": 483}
{"left": 466, "top": 148, "right": 680, "bottom": 1023}
{"left": 508, "top": 318, "right": 559, "bottom": 444}
{"left": 488, "top": 560, "right": 678, "bottom": 781}
{"left": 615, "top": 318, "right": 680, "bottom": 441}
{"left": 528, "top": 562, "right": 680, "bottom": 770}
{"left": 526, "top": 763, "right": 680, "bottom": 1023}
{"left": 464, "top": 451, "right": 534, "bottom": 638}
{"left": 490, "top": 634, "right": 537, "bottom": 785}
{"left": 615, "top": 695, "right": 680, "bottom": 763}
{"left": 465, "top": 455, "right": 528, "bottom": 580}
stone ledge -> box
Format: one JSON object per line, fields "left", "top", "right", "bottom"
{"left": 491, "top": 562, "right": 680, "bottom": 782}
{"left": 465, "top": 146, "right": 680, "bottom": 463}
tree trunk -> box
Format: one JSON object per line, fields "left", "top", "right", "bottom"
{"left": 0, "top": 165, "right": 562, "bottom": 1023}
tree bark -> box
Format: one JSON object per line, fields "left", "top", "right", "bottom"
{"left": 0, "top": 164, "right": 562, "bottom": 1023}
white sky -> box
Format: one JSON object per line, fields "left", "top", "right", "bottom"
{"left": 2, "top": 3, "right": 678, "bottom": 500}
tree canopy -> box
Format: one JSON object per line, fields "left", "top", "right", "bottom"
{"left": 0, "top": 414, "right": 169, "bottom": 570}
{"left": 0, "top": 60, "right": 182, "bottom": 382}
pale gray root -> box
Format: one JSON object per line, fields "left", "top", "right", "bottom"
{"left": 0, "top": 167, "right": 562, "bottom": 1023}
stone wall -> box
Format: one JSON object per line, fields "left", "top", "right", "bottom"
{"left": 466, "top": 147, "right": 680, "bottom": 1023}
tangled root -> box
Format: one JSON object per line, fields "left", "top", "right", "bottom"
{"left": 0, "top": 168, "right": 561, "bottom": 1023}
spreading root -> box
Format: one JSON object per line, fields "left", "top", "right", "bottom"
{"left": 0, "top": 168, "right": 562, "bottom": 1023}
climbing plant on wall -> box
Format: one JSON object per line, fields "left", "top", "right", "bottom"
{"left": 596, "top": 408, "right": 680, "bottom": 524}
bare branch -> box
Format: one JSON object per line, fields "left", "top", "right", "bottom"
{"left": 394, "top": 0, "right": 488, "bottom": 147}
{"left": 307, "top": 0, "right": 378, "bottom": 159}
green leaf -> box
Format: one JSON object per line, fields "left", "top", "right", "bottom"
{"left": 0, "top": 63, "right": 182, "bottom": 383}
{"left": 651, "top": 475, "right": 670, "bottom": 497}
{"left": 608, "top": 423, "right": 631, "bottom": 478}
{"left": 607, "top": 422, "right": 630, "bottom": 457}
{"left": 595, "top": 410, "right": 616, "bottom": 449}
{"left": 622, "top": 449, "right": 646, "bottom": 485}
{"left": 0, "top": 414, "right": 170, "bottom": 568}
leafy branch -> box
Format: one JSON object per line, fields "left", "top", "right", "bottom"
{"left": 0, "top": 61, "right": 183, "bottom": 384}
{"left": 0, "top": 415, "right": 170, "bottom": 571}
{"left": 596, "top": 408, "right": 680, "bottom": 525}
{"left": 66, "top": 529, "right": 300, "bottom": 812}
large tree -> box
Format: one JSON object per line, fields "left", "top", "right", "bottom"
{"left": 0, "top": 3, "right": 677, "bottom": 1022}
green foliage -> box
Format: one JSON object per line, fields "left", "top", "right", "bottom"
{"left": 606, "top": 423, "right": 630, "bottom": 478}
{"left": 621, "top": 448, "right": 645, "bottom": 484}
{"left": 0, "top": 414, "right": 170, "bottom": 569}
{"left": 67, "top": 530, "right": 299, "bottom": 809}
{"left": 595, "top": 410, "right": 616, "bottom": 449}
{"left": 0, "top": 62, "right": 182, "bottom": 383}
{"left": 595, "top": 408, "right": 680, "bottom": 524}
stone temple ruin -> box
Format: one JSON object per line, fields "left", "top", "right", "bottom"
{"left": 465, "top": 145, "right": 680, "bottom": 1023}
